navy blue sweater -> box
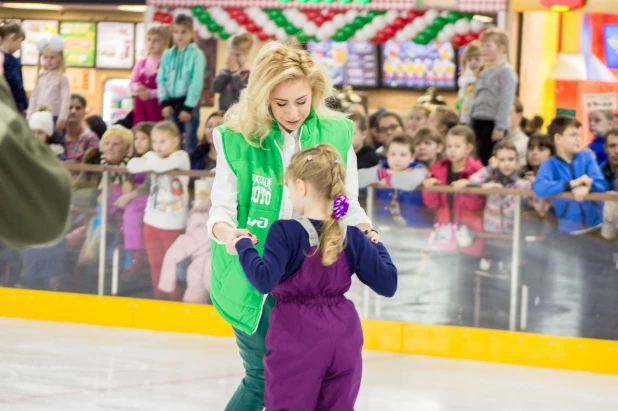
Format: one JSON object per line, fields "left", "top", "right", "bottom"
{"left": 235, "top": 219, "right": 398, "bottom": 297}
{"left": 2, "top": 51, "right": 27, "bottom": 113}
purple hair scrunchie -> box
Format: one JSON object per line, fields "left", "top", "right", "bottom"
{"left": 332, "top": 195, "right": 350, "bottom": 221}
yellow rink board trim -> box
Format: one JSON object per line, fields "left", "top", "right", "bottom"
{"left": 1, "top": 288, "right": 617, "bottom": 375}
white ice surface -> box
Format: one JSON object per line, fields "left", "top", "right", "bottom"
{"left": 0, "top": 317, "right": 617, "bottom": 410}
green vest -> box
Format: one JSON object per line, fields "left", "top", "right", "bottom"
{"left": 210, "top": 112, "right": 353, "bottom": 334}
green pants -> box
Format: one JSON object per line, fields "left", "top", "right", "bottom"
{"left": 225, "top": 295, "right": 275, "bottom": 411}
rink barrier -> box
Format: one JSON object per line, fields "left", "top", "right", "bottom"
{"left": 1, "top": 287, "right": 617, "bottom": 375}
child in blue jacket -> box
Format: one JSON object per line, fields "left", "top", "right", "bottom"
{"left": 157, "top": 14, "right": 206, "bottom": 154}
{"left": 534, "top": 116, "right": 607, "bottom": 233}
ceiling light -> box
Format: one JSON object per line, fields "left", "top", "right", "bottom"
{"left": 473, "top": 15, "right": 493, "bottom": 23}
{"left": 117, "top": 5, "right": 147, "bottom": 12}
{"left": 2, "top": 3, "right": 64, "bottom": 11}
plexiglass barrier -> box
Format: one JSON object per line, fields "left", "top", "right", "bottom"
{"left": 2, "top": 163, "right": 618, "bottom": 341}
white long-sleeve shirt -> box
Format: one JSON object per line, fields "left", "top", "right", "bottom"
{"left": 127, "top": 150, "right": 190, "bottom": 230}
{"left": 206, "top": 125, "right": 372, "bottom": 244}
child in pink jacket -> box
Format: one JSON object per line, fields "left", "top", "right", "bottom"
{"left": 159, "top": 178, "right": 212, "bottom": 304}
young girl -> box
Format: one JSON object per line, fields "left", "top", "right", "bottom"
{"left": 115, "top": 122, "right": 155, "bottom": 276}
{"left": 131, "top": 27, "right": 171, "bottom": 125}
{"left": 423, "top": 125, "right": 485, "bottom": 254}
{"left": 127, "top": 121, "right": 190, "bottom": 300}
{"left": 0, "top": 20, "right": 27, "bottom": 113}
{"left": 349, "top": 111, "right": 380, "bottom": 170}
{"left": 29, "top": 108, "right": 65, "bottom": 159}
{"left": 458, "top": 41, "right": 482, "bottom": 125}
{"left": 190, "top": 110, "right": 224, "bottom": 170}
{"left": 27, "top": 35, "right": 70, "bottom": 132}
{"left": 414, "top": 127, "right": 444, "bottom": 169}
{"left": 428, "top": 106, "right": 459, "bottom": 137}
{"left": 157, "top": 14, "right": 206, "bottom": 153}
{"left": 233, "top": 144, "right": 397, "bottom": 410}
{"left": 213, "top": 32, "right": 254, "bottom": 111}
{"left": 521, "top": 134, "right": 554, "bottom": 184}
{"left": 460, "top": 141, "right": 531, "bottom": 233}
{"left": 406, "top": 105, "right": 429, "bottom": 136}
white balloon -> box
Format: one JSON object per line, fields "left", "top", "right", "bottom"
{"left": 395, "top": 31, "right": 407, "bottom": 43}
{"left": 225, "top": 20, "right": 239, "bottom": 34}
{"left": 424, "top": 9, "right": 439, "bottom": 24}
{"left": 437, "top": 31, "right": 449, "bottom": 43}
{"left": 333, "top": 14, "right": 346, "bottom": 28}
{"left": 440, "top": 11, "right": 450, "bottom": 18}
{"left": 321, "top": 21, "right": 335, "bottom": 34}
{"left": 363, "top": 25, "right": 377, "bottom": 39}
{"left": 354, "top": 31, "right": 368, "bottom": 43}
{"left": 282, "top": 8, "right": 295, "bottom": 19}
{"left": 372, "top": 15, "right": 386, "bottom": 28}
{"left": 455, "top": 18, "right": 470, "bottom": 35}
{"left": 443, "top": 23, "right": 455, "bottom": 38}
{"left": 254, "top": 13, "right": 268, "bottom": 27}
{"left": 413, "top": 17, "right": 426, "bottom": 32}
{"left": 345, "top": 10, "right": 359, "bottom": 23}
{"left": 198, "top": 26, "right": 210, "bottom": 39}
{"left": 304, "top": 22, "right": 318, "bottom": 36}
{"left": 385, "top": 10, "right": 399, "bottom": 24}
{"left": 295, "top": 14, "right": 307, "bottom": 26}
{"left": 246, "top": 7, "right": 261, "bottom": 18}
{"left": 263, "top": 21, "right": 277, "bottom": 36}
{"left": 404, "top": 24, "right": 418, "bottom": 38}
{"left": 470, "top": 19, "right": 484, "bottom": 33}
{"left": 317, "top": 28, "right": 329, "bottom": 42}
{"left": 276, "top": 27, "right": 287, "bottom": 41}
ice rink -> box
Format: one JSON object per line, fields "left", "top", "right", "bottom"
{"left": 1, "top": 318, "right": 618, "bottom": 410}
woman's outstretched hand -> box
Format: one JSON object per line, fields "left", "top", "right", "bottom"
{"left": 226, "top": 229, "right": 258, "bottom": 255}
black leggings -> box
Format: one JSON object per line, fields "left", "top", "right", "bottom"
{"left": 471, "top": 118, "right": 496, "bottom": 166}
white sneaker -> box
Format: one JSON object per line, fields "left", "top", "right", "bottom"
{"left": 456, "top": 225, "right": 475, "bottom": 248}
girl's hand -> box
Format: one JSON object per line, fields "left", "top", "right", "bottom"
{"left": 423, "top": 178, "right": 441, "bottom": 187}
{"left": 162, "top": 106, "right": 173, "bottom": 118}
{"left": 523, "top": 171, "right": 535, "bottom": 184}
{"left": 137, "top": 87, "right": 151, "bottom": 101}
{"left": 225, "top": 229, "right": 257, "bottom": 255}
{"left": 179, "top": 111, "right": 192, "bottom": 123}
{"left": 55, "top": 119, "right": 65, "bottom": 131}
{"left": 114, "top": 193, "right": 133, "bottom": 209}
{"left": 451, "top": 179, "right": 470, "bottom": 189}
{"left": 488, "top": 156, "right": 498, "bottom": 169}
{"left": 232, "top": 234, "right": 259, "bottom": 248}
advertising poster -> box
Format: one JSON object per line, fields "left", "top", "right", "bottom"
{"left": 21, "top": 20, "right": 59, "bottom": 66}
{"left": 60, "top": 22, "right": 96, "bottom": 67}
{"left": 96, "top": 22, "right": 135, "bottom": 69}
{"left": 306, "top": 40, "right": 379, "bottom": 88}
{"left": 135, "top": 23, "right": 145, "bottom": 60}
{"left": 382, "top": 40, "right": 457, "bottom": 90}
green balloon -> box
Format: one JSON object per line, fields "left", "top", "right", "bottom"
{"left": 342, "top": 26, "right": 355, "bottom": 38}
{"left": 465, "top": 13, "right": 474, "bottom": 20}
{"left": 191, "top": 5, "right": 205, "bottom": 15}
{"left": 297, "top": 0, "right": 309, "bottom": 3}
{"left": 367, "top": 10, "right": 378, "bottom": 19}
{"left": 355, "top": 0, "right": 371, "bottom": 4}
{"left": 274, "top": 15, "right": 287, "bottom": 26}
{"left": 338, "top": 0, "right": 352, "bottom": 4}
{"left": 333, "top": 31, "right": 346, "bottom": 42}
{"left": 206, "top": 22, "right": 219, "bottom": 32}
{"left": 447, "top": 11, "right": 460, "bottom": 24}
{"left": 284, "top": 24, "right": 298, "bottom": 35}
{"left": 415, "top": 33, "right": 429, "bottom": 45}
{"left": 310, "top": 0, "right": 321, "bottom": 3}
{"left": 433, "top": 17, "right": 447, "bottom": 27}
{"left": 219, "top": 31, "right": 230, "bottom": 40}
{"left": 353, "top": 16, "right": 366, "bottom": 29}
{"left": 267, "top": 9, "right": 280, "bottom": 18}
{"left": 424, "top": 27, "right": 438, "bottom": 38}
{"left": 297, "top": 32, "right": 309, "bottom": 43}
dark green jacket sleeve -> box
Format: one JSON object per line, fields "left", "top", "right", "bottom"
{"left": 0, "top": 77, "right": 72, "bottom": 248}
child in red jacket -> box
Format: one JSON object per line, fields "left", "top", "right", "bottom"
{"left": 423, "top": 125, "right": 485, "bottom": 255}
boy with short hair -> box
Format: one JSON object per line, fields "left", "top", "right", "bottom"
{"left": 358, "top": 133, "right": 432, "bottom": 227}
{"left": 157, "top": 14, "right": 206, "bottom": 154}
{"left": 213, "top": 32, "right": 254, "bottom": 111}
{"left": 533, "top": 115, "right": 607, "bottom": 233}
{"left": 470, "top": 28, "right": 518, "bottom": 166}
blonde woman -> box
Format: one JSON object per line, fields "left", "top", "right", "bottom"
{"left": 206, "top": 41, "right": 378, "bottom": 410}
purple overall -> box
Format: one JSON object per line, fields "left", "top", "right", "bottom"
{"left": 123, "top": 173, "right": 148, "bottom": 250}
{"left": 265, "top": 217, "right": 363, "bottom": 411}
{"left": 133, "top": 58, "right": 163, "bottom": 126}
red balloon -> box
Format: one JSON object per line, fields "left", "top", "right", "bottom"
{"left": 452, "top": 34, "right": 465, "bottom": 48}
{"left": 383, "top": 27, "right": 396, "bottom": 38}
{"left": 391, "top": 21, "right": 405, "bottom": 31}
{"left": 153, "top": 11, "right": 162, "bottom": 22}
{"left": 246, "top": 22, "right": 258, "bottom": 33}
{"left": 257, "top": 31, "right": 269, "bottom": 42}
{"left": 236, "top": 14, "right": 248, "bottom": 25}
{"left": 464, "top": 34, "right": 476, "bottom": 44}
{"left": 305, "top": 10, "right": 318, "bottom": 20}
{"left": 394, "top": 17, "right": 406, "bottom": 27}
{"left": 162, "top": 13, "right": 173, "bottom": 25}
{"left": 373, "top": 32, "right": 386, "bottom": 44}
{"left": 314, "top": 15, "right": 326, "bottom": 26}
{"left": 406, "top": 10, "right": 419, "bottom": 21}
{"left": 326, "top": 10, "right": 338, "bottom": 20}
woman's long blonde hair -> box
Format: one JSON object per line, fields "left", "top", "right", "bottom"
{"left": 286, "top": 144, "right": 347, "bottom": 266}
{"left": 225, "top": 41, "right": 340, "bottom": 146}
